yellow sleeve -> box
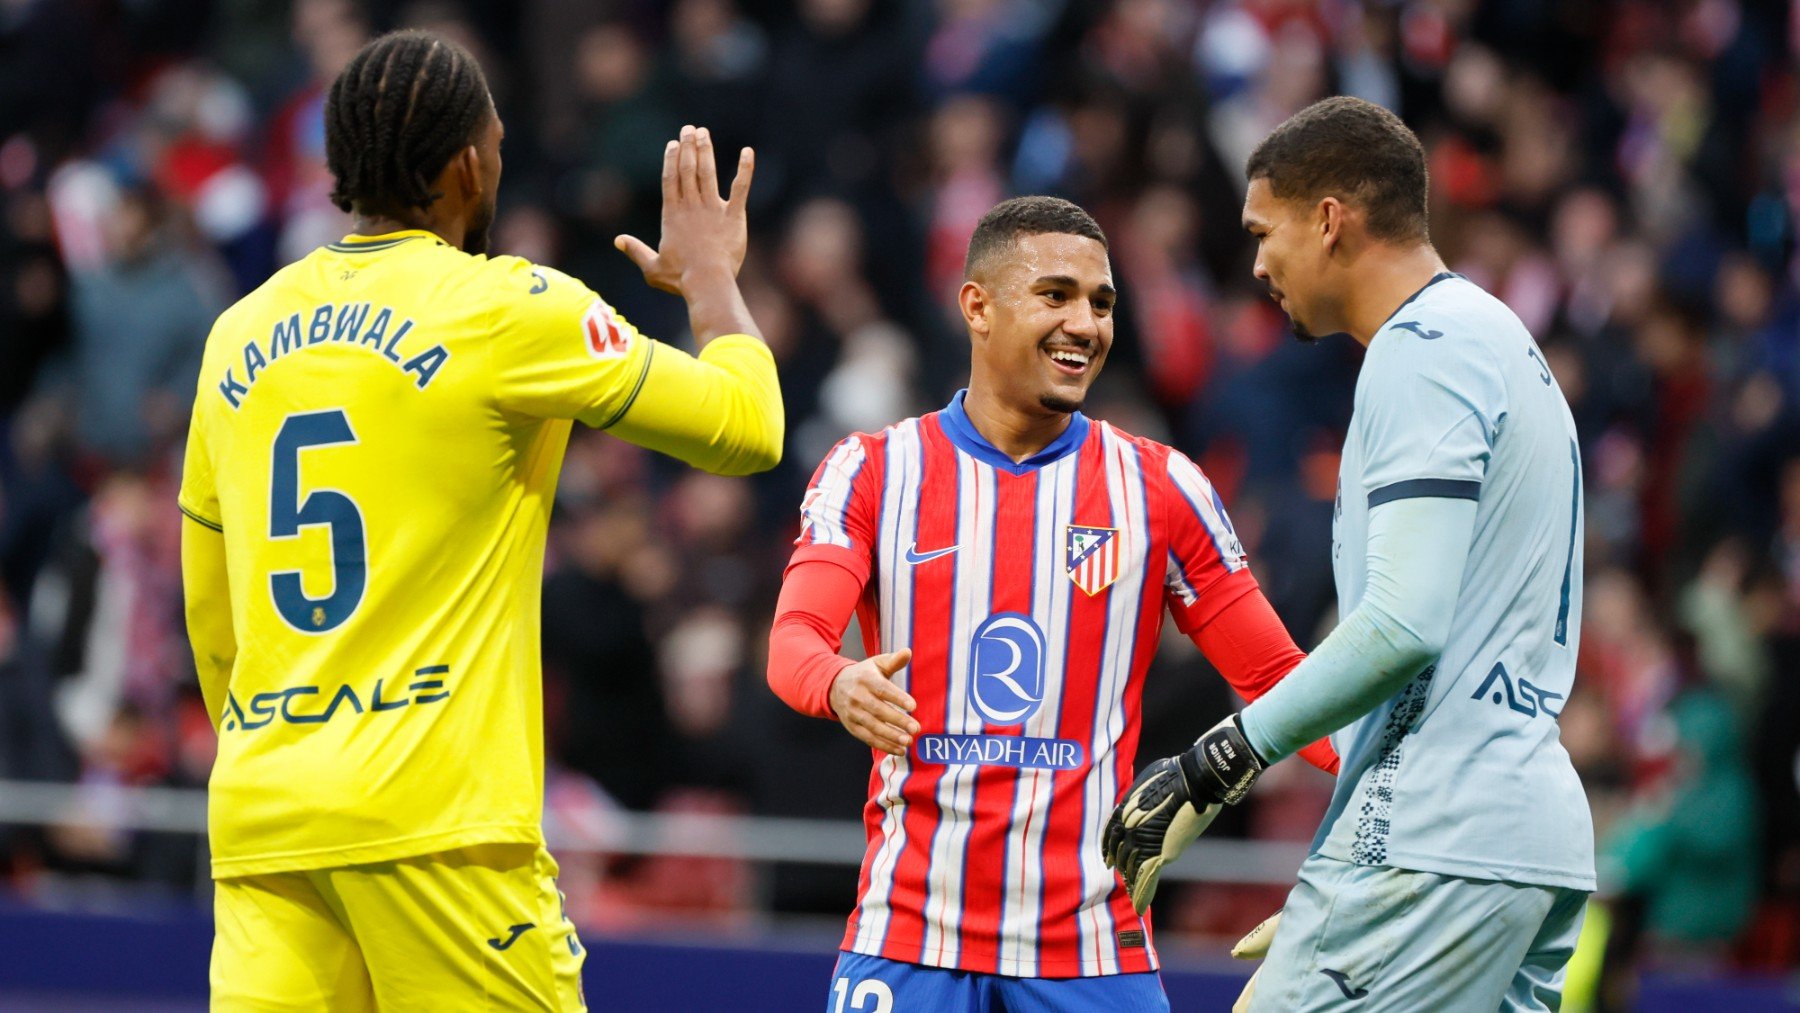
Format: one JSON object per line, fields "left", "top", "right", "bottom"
{"left": 177, "top": 413, "right": 234, "bottom": 727}
{"left": 599, "top": 333, "right": 784, "bottom": 476}
{"left": 182, "top": 518, "right": 236, "bottom": 728}
{"left": 487, "top": 258, "right": 656, "bottom": 423}
{"left": 177, "top": 393, "right": 223, "bottom": 531}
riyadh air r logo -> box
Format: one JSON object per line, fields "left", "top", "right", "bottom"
{"left": 969, "top": 612, "right": 1046, "bottom": 726}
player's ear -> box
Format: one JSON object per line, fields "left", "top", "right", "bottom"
{"left": 1318, "top": 197, "right": 1344, "bottom": 255}
{"left": 449, "top": 144, "right": 481, "bottom": 202}
{"left": 959, "top": 280, "right": 991, "bottom": 337}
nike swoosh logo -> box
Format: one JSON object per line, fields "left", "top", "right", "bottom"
{"left": 1321, "top": 969, "right": 1368, "bottom": 1000}
{"left": 904, "top": 543, "right": 959, "bottom": 564}
{"left": 486, "top": 923, "right": 536, "bottom": 951}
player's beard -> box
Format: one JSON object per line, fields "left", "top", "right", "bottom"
{"left": 1289, "top": 315, "right": 1323, "bottom": 344}
{"left": 1044, "top": 349, "right": 1094, "bottom": 412}
{"left": 1269, "top": 281, "right": 1324, "bottom": 344}
{"left": 463, "top": 196, "right": 496, "bottom": 256}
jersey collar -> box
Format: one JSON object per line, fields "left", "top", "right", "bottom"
{"left": 937, "top": 389, "right": 1090, "bottom": 475}
{"left": 1377, "top": 271, "right": 1462, "bottom": 331}
{"left": 326, "top": 229, "right": 446, "bottom": 253}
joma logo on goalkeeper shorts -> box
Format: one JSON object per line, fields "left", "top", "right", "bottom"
{"left": 221, "top": 665, "right": 450, "bottom": 731}
{"left": 1469, "top": 661, "right": 1563, "bottom": 719}
{"left": 1321, "top": 969, "right": 1369, "bottom": 1000}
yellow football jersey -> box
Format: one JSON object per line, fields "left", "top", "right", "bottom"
{"left": 180, "top": 230, "right": 778, "bottom": 878}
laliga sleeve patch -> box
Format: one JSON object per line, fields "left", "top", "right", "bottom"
{"left": 583, "top": 299, "right": 632, "bottom": 359}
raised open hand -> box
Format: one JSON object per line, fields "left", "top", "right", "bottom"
{"left": 614, "top": 125, "right": 754, "bottom": 296}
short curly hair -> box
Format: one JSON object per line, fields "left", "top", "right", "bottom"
{"left": 964, "top": 196, "right": 1109, "bottom": 280}
{"left": 1246, "top": 96, "right": 1429, "bottom": 243}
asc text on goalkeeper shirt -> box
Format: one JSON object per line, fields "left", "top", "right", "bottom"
{"left": 1304, "top": 273, "right": 1594, "bottom": 889}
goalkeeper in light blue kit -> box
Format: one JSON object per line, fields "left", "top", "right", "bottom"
{"left": 1104, "top": 96, "right": 1594, "bottom": 1011}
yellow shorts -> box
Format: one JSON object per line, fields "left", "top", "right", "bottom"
{"left": 211, "top": 843, "right": 586, "bottom": 1012}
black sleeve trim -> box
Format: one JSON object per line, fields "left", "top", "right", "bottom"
{"left": 179, "top": 504, "right": 224, "bottom": 532}
{"left": 595, "top": 340, "right": 657, "bottom": 430}
{"left": 1367, "top": 478, "right": 1481, "bottom": 508}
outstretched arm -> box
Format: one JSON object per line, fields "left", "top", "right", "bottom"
{"left": 1156, "top": 444, "right": 1336, "bottom": 774}
{"left": 606, "top": 125, "right": 782, "bottom": 475}
{"left": 1104, "top": 498, "right": 1467, "bottom": 912}
{"left": 766, "top": 558, "right": 863, "bottom": 719}
{"left": 599, "top": 335, "right": 783, "bottom": 476}
{"left": 767, "top": 557, "right": 917, "bottom": 756}
{"left": 1237, "top": 495, "right": 1475, "bottom": 765}
{"left": 1190, "top": 586, "right": 1338, "bottom": 775}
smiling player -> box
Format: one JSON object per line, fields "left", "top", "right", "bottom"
{"left": 766, "top": 196, "right": 1336, "bottom": 1010}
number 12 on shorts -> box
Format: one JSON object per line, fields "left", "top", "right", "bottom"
{"left": 832, "top": 976, "right": 894, "bottom": 1013}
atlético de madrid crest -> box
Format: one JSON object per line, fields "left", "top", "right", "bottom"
{"left": 1065, "top": 525, "right": 1120, "bottom": 596}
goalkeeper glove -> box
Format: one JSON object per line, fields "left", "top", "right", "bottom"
{"left": 1101, "top": 756, "right": 1219, "bottom": 914}
{"left": 1230, "top": 911, "right": 1280, "bottom": 1013}
{"left": 1102, "top": 715, "right": 1267, "bottom": 914}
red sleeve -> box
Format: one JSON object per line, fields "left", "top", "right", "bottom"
{"left": 767, "top": 556, "right": 867, "bottom": 720}
{"left": 1191, "top": 585, "right": 1340, "bottom": 776}
{"left": 768, "top": 434, "right": 886, "bottom": 718}
{"left": 1162, "top": 449, "right": 1256, "bottom": 634}
{"left": 790, "top": 433, "right": 882, "bottom": 585}
{"left": 1291, "top": 737, "right": 1339, "bottom": 775}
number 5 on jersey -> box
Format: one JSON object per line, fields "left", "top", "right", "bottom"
{"left": 270, "top": 409, "right": 366, "bottom": 632}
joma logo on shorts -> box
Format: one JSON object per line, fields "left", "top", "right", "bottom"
{"left": 487, "top": 923, "right": 535, "bottom": 951}
{"left": 1321, "top": 969, "right": 1368, "bottom": 999}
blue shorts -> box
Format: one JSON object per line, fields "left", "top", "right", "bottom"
{"left": 1249, "top": 854, "right": 1589, "bottom": 1012}
{"left": 828, "top": 951, "right": 1168, "bottom": 1013}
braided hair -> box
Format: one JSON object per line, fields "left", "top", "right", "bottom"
{"left": 325, "top": 30, "right": 492, "bottom": 218}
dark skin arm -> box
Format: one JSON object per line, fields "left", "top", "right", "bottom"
{"left": 614, "top": 125, "right": 761, "bottom": 345}
{"left": 350, "top": 112, "right": 759, "bottom": 346}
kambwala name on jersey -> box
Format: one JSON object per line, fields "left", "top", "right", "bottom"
{"left": 217, "top": 302, "right": 450, "bottom": 408}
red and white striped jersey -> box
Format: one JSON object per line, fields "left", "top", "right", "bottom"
{"left": 790, "top": 392, "right": 1256, "bottom": 979}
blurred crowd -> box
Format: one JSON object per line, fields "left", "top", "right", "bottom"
{"left": 1, "top": 0, "right": 1799, "bottom": 997}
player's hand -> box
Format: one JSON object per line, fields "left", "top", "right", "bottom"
{"left": 1180, "top": 714, "right": 1267, "bottom": 806}
{"left": 1230, "top": 911, "right": 1280, "bottom": 1013}
{"left": 1103, "top": 715, "right": 1264, "bottom": 913}
{"left": 1101, "top": 756, "right": 1220, "bottom": 914}
{"left": 829, "top": 648, "right": 918, "bottom": 757}
{"left": 614, "top": 125, "right": 754, "bottom": 295}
